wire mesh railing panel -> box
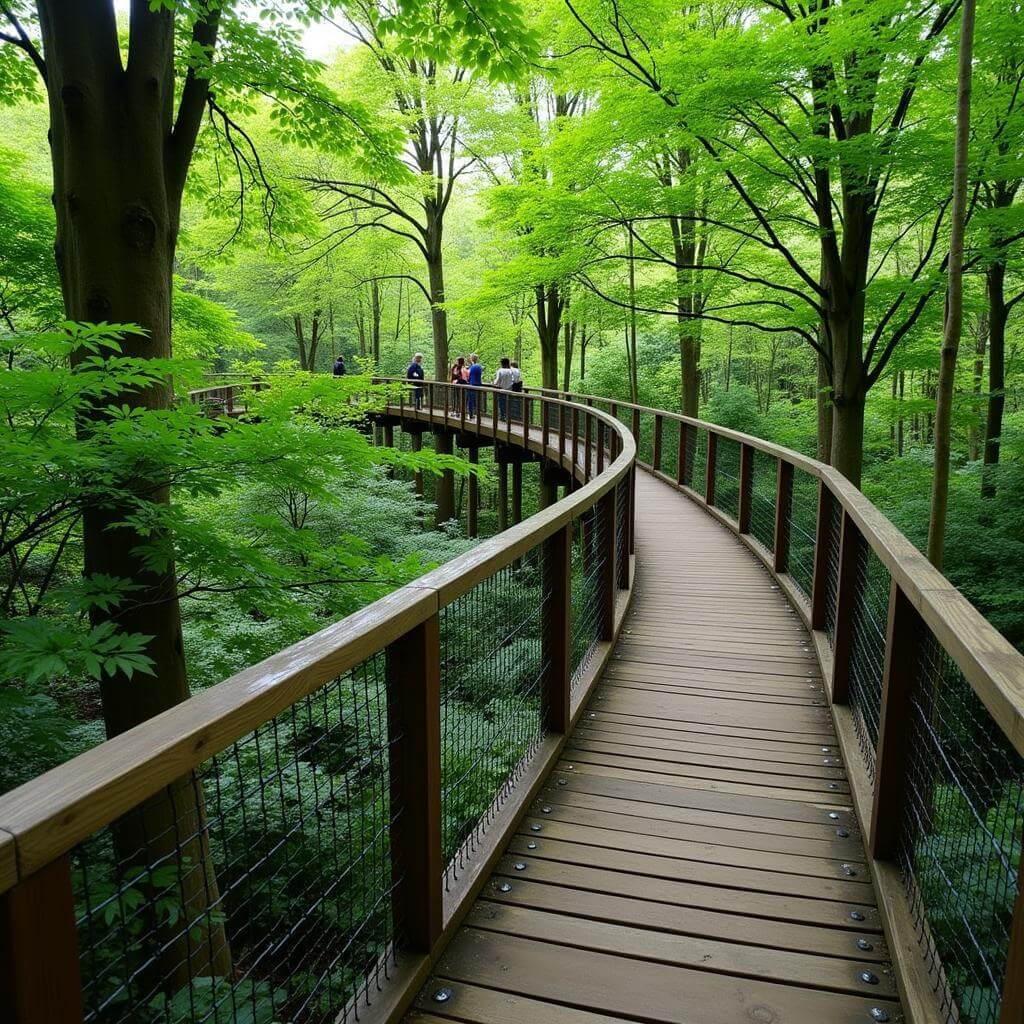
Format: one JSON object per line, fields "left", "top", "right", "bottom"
{"left": 749, "top": 449, "right": 777, "bottom": 554}
{"left": 847, "top": 541, "right": 891, "bottom": 774}
{"left": 571, "top": 509, "right": 608, "bottom": 690}
{"left": 683, "top": 426, "right": 707, "bottom": 491}
{"left": 898, "top": 634, "right": 1024, "bottom": 1024}
{"left": 74, "top": 654, "right": 398, "bottom": 1024}
{"left": 823, "top": 496, "right": 843, "bottom": 649}
{"left": 660, "top": 419, "right": 680, "bottom": 479}
{"left": 615, "top": 478, "right": 629, "bottom": 584}
{"left": 788, "top": 469, "right": 819, "bottom": 601}
{"left": 713, "top": 436, "right": 741, "bottom": 521}
{"left": 439, "top": 550, "right": 547, "bottom": 883}
{"left": 635, "top": 412, "right": 655, "bottom": 466}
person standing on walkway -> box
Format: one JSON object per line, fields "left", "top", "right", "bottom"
{"left": 332, "top": 354, "right": 346, "bottom": 376}
{"left": 467, "top": 353, "right": 484, "bottom": 416}
{"left": 406, "top": 352, "right": 425, "bottom": 408}
{"left": 494, "top": 357, "right": 514, "bottom": 419}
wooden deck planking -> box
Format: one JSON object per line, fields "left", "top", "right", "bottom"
{"left": 409, "top": 471, "right": 900, "bottom": 1023}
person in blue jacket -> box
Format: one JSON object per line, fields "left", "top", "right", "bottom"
{"left": 466, "top": 353, "right": 483, "bottom": 416}
{"left": 406, "top": 352, "right": 425, "bottom": 408}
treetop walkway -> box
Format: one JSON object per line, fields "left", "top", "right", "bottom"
{"left": 0, "top": 381, "right": 1022, "bottom": 1024}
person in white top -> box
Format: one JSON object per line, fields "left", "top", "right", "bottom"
{"left": 509, "top": 360, "right": 523, "bottom": 419}
{"left": 493, "top": 357, "right": 515, "bottom": 418}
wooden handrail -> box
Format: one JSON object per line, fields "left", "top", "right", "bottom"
{"left": 0, "top": 386, "right": 635, "bottom": 886}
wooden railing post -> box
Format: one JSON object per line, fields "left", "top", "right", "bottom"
{"left": 652, "top": 415, "right": 663, "bottom": 473}
{"left": 869, "top": 582, "right": 925, "bottom": 861}
{"left": 705, "top": 430, "right": 718, "bottom": 506}
{"left": 0, "top": 856, "right": 85, "bottom": 1023}
{"left": 773, "top": 459, "right": 793, "bottom": 573}
{"left": 386, "top": 615, "right": 443, "bottom": 953}
{"left": 738, "top": 443, "right": 754, "bottom": 534}
{"left": 542, "top": 524, "right": 572, "bottom": 733}
{"left": 830, "top": 510, "right": 864, "bottom": 703}
{"left": 1000, "top": 866, "right": 1024, "bottom": 1023}
{"left": 810, "top": 481, "right": 836, "bottom": 630}
{"left": 597, "top": 489, "right": 616, "bottom": 641}
{"left": 596, "top": 421, "right": 606, "bottom": 475}
{"left": 630, "top": 407, "right": 640, "bottom": 447}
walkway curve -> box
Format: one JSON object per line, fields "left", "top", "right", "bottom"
{"left": 405, "top": 469, "right": 901, "bottom": 1024}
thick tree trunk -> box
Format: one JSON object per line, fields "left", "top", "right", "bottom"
{"left": 816, "top": 349, "right": 833, "bottom": 464}
{"left": 293, "top": 313, "right": 308, "bottom": 369}
{"left": 927, "top": 0, "right": 975, "bottom": 569}
{"left": 370, "top": 278, "right": 381, "bottom": 364}
{"left": 982, "top": 262, "right": 1007, "bottom": 498}
{"left": 897, "top": 370, "right": 905, "bottom": 457}
{"left": 535, "top": 283, "right": 563, "bottom": 391}
{"left": 39, "top": 2, "right": 230, "bottom": 990}
{"left": 828, "top": 309, "right": 867, "bottom": 486}
{"left": 969, "top": 314, "right": 987, "bottom": 461}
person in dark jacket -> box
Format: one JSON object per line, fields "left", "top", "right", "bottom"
{"left": 332, "top": 354, "right": 346, "bottom": 376}
{"left": 406, "top": 352, "right": 425, "bottom": 408}
{"left": 466, "top": 353, "right": 483, "bottom": 416}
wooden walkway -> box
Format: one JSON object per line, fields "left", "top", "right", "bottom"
{"left": 407, "top": 471, "right": 901, "bottom": 1024}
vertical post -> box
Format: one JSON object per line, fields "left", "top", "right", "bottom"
{"left": 467, "top": 447, "right": 479, "bottom": 539}
{"left": 541, "top": 397, "right": 550, "bottom": 450}
{"left": 616, "top": 477, "right": 630, "bottom": 590}
{"left": 597, "top": 489, "right": 616, "bottom": 641}
{"left": 383, "top": 422, "right": 394, "bottom": 448}
{"left": 542, "top": 524, "right": 572, "bottom": 733}
{"left": 869, "top": 582, "right": 925, "bottom": 860}
{"left": 705, "top": 430, "right": 718, "bottom": 506}
{"left": 434, "top": 431, "right": 454, "bottom": 527}
{"left": 512, "top": 461, "right": 523, "bottom": 525}
{"left": 628, "top": 465, "right": 636, "bottom": 555}
{"left": 652, "top": 415, "right": 663, "bottom": 473}
{"left": 999, "top": 863, "right": 1024, "bottom": 1023}
{"left": 738, "top": 443, "right": 754, "bottom": 534}
{"left": 810, "top": 481, "right": 836, "bottom": 630}
{"left": 0, "top": 856, "right": 84, "bottom": 1024}
{"left": 386, "top": 615, "right": 443, "bottom": 952}
{"left": 596, "top": 421, "right": 606, "bottom": 474}
{"left": 630, "top": 407, "right": 640, "bottom": 446}
{"left": 571, "top": 408, "right": 580, "bottom": 472}
{"left": 676, "top": 421, "right": 687, "bottom": 486}
{"left": 585, "top": 416, "right": 593, "bottom": 481}
{"left": 497, "top": 460, "right": 508, "bottom": 532}
{"left": 226, "top": 386, "right": 234, "bottom": 415}
{"left": 830, "top": 510, "right": 863, "bottom": 704}
{"left": 558, "top": 404, "right": 566, "bottom": 456}
{"left": 773, "top": 459, "right": 793, "bottom": 573}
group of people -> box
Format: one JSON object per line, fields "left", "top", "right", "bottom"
{"left": 404, "top": 352, "right": 523, "bottom": 418}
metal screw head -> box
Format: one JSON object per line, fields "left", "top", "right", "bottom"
{"left": 531, "top": 823, "right": 542, "bottom": 832}
{"left": 850, "top": 910, "right": 866, "bottom": 921}
{"left": 497, "top": 882, "right": 512, "bottom": 893}
{"left": 542, "top": 806, "right": 551, "bottom": 813}
{"left": 589, "top": 712, "right": 597, "bottom": 718}
{"left": 837, "top": 828, "right": 850, "bottom": 838}
{"left": 432, "top": 987, "right": 454, "bottom": 1003}
{"left": 566, "top": 764, "right": 575, "bottom": 770}
{"left": 860, "top": 971, "right": 879, "bottom": 985}
{"left": 557, "top": 778, "right": 568, "bottom": 786}
{"left": 527, "top": 841, "right": 538, "bottom": 850}
{"left": 821, "top": 746, "right": 831, "bottom": 752}
{"left": 829, "top": 812, "right": 840, "bottom": 820}
{"left": 513, "top": 861, "right": 527, "bottom": 871}
{"left": 869, "top": 1009, "right": 890, "bottom": 1022}
{"left": 841, "top": 864, "right": 858, "bottom": 877}
{"left": 857, "top": 939, "right": 874, "bottom": 952}
{"left": 828, "top": 783, "right": 839, "bottom": 790}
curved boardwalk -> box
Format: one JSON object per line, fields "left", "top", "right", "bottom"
{"left": 406, "top": 471, "right": 901, "bottom": 1024}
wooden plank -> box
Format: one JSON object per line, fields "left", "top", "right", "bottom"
{"left": 466, "top": 902, "right": 895, "bottom": 997}
{"left": 410, "top": 983, "right": 632, "bottom": 1023}
{"left": 514, "top": 816, "right": 863, "bottom": 882}
{"left": 482, "top": 877, "right": 887, "bottom": 961}
{"left": 506, "top": 834, "right": 868, "bottom": 902}
{"left": 492, "top": 853, "right": 881, "bottom": 931}
{"left": 435, "top": 930, "right": 899, "bottom": 1024}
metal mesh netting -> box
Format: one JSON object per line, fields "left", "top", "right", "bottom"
{"left": 571, "top": 506, "right": 609, "bottom": 690}
{"left": 788, "top": 470, "right": 819, "bottom": 600}
{"left": 635, "top": 411, "right": 655, "bottom": 467}
{"left": 898, "top": 634, "right": 1024, "bottom": 1024}
{"left": 439, "top": 550, "right": 547, "bottom": 883}
{"left": 847, "top": 539, "right": 891, "bottom": 774}
{"left": 74, "top": 656, "right": 400, "bottom": 1024}
{"left": 615, "top": 477, "right": 629, "bottom": 584}
{"left": 823, "top": 496, "right": 843, "bottom": 648}
{"left": 683, "top": 426, "right": 707, "bottom": 490}
{"left": 661, "top": 420, "right": 681, "bottom": 479}
{"left": 749, "top": 449, "right": 777, "bottom": 553}
{"left": 713, "top": 436, "right": 741, "bottom": 521}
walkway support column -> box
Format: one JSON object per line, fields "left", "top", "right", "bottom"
{"left": 542, "top": 524, "right": 572, "bottom": 734}
{"left": 410, "top": 431, "right": 424, "bottom": 500}
{"left": 497, "top": 460, "right": 508, "bottom": 532}
{"left": 434, "top": 430, "right": 455, "bottom": 526}
{"left": 512, "top": 462, "right": 523, "bottom": 525}
{"left": 386, "top": 615, "right": 443, "bottom": 952}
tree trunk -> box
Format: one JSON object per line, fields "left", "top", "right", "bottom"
{"left": 897, "top": 370, "right": 905, "bottom": 457}
{"left": 927, "top": 0, "right": 975, "bottom": 570}
{"left": 626, "top": 230, "right": 639, "bottom": 403}
{"left": 579, "top": 324, "right": 588, "bottom": 380}
{"left": 535, "top": 283, "right": 563, "bottom": 391}
{"left": 829, "top": 310, "right": 868, "bottom": 486}
{"left": 293, "top": 313, "right": 308, "bottom": 369}
{"left": 370, "top": 277, "right": 381, "bottom": 364}
{"left": 725, "top": 326, "right": 733, "bottom": 392}
{"left": 39, "top": 1, "right": 230, "bottom": 990}
{"left": 969, "top": 314, "right": 987, "bottom": 461}
{"left": 982, "top": 261, "right": 1007, "bottom": 498}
